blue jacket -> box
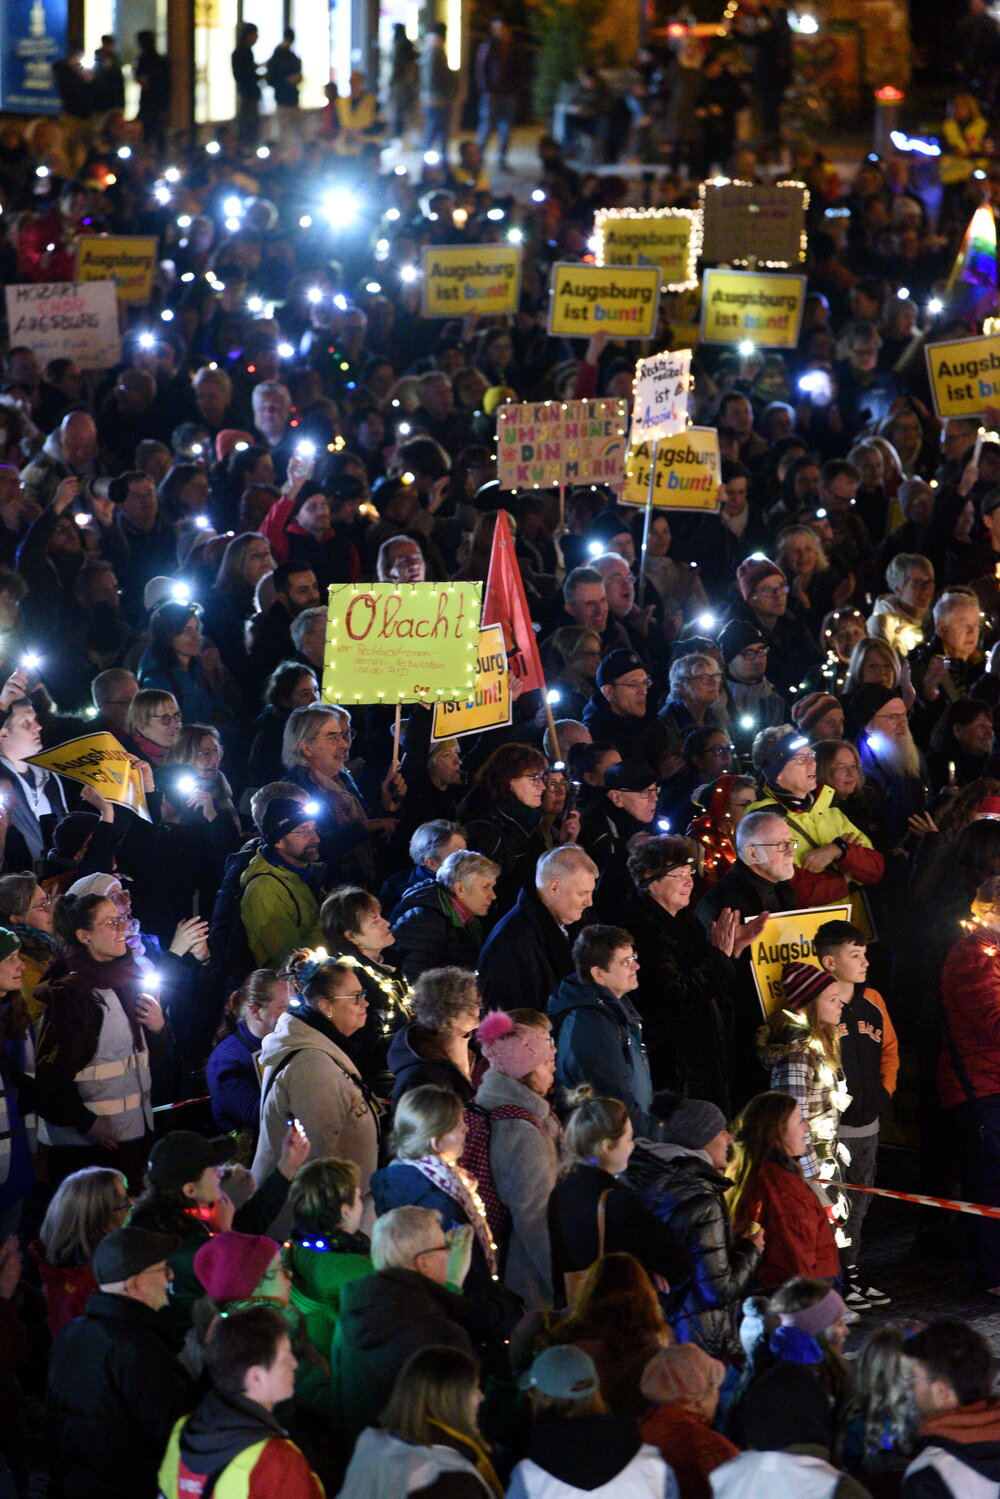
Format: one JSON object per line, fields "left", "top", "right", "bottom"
{"left": 370, "top": 1159, "right": 493, "bottom": 1291}
{"left": 548, "top": 974, "right": 659, "bottom": 1137}
{"left": 206, "top": 1021, "right": 262, "bottom": 1133}
{"left": 137, "top": 651, "right": 230, "bottom": 726}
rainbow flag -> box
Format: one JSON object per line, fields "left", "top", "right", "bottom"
{"left": 945, "top": 203, "right": 998, "bottom": 322}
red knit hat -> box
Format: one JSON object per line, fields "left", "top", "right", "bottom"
{"left": 781, "top": 960, "right": 838, "bottom": 1011}
{"left": 792, "top": 693, "right": 842, "bottom": 737}
{"left": 737, "top": 557, "right": 786, "bottom": 601}
{"left": 193, "top": 1231, "right": 281, "bottom": 1303}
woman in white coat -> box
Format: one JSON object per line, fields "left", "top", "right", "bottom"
{"left": 252, "top": 953, "right": 381, "bottom": 1233}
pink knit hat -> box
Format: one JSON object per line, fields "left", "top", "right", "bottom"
{"left": 737, "top": 557, "right": 786, "bottom": 601}
{"left": 641, "top": 1344, "right": 726, "bottom": 1406}
{"left": 778, "top": 1287, "right": 848, "bottom": 1337}
{"left": 194, "top": 1231, "right": 281, "bottom": 1302}
{"left": 477, "top": 1011, "right": 552, "bottom": 1079}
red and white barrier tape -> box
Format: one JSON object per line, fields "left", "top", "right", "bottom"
{"left": 152, "top": 1095, "right": 210, "bottom": 1113}
{"left": 840, "top": 1181, "right": 1000, "bottom": 1222}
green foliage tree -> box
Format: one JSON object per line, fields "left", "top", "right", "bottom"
{"left": 527, "top": 0, "right": 604, "bottom": 121}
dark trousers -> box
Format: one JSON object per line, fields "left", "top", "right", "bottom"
{"left": 839, "top": 1129, "right": 878, "bottom": 1273}
{"left": 951, "top": 1096, "right": 1000, "bottom": 1287}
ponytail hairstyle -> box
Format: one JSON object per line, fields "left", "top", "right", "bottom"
{"left": 563, "top": 1086, "right": 630, "bottom": 1166}
{"left": 286, "top": 949, "right": 358, "bottom": 1010}
{"left": 53, "top": 892, "right": 106, "bottom": 949}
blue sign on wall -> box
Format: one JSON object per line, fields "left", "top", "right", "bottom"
{"left": 0, "top": 0, "right": 67, "bottom": 114}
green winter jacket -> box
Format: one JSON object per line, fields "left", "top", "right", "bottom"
{"left": 285, "top": 1234, "right": 373, "bottom": 1356}
{"left": 239, "top": 848, "right": 325, "bottom": 966}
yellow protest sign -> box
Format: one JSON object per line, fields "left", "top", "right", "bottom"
{"left": 548, "top": 263, "right": 660, "bottom": 340}
{"left": 925, "top": 332, "right": 1000, "bottom": 419}
{"left": 421, "top": 243, "right": 521, "bottom": 317}
{"left": 27, "top": 732, "right": 150, "bottom": 819}
{"left": 76, "top": 236, "right": 159, "bottom": 304}
{"left": 323, "top": 582, "right": 482, "bottom": 706}
{"left": 749, "top": 904, "right": 852, "bottom": 1015}
{"left": 593, "top": 208, "right": 700, "bottom": 290}
{"left": 431, "top": 624, "right": 511, "bottom": 740}
{"left": 622, "top": 426, "right": 721, "bottom": 512}
{"left": 700, "top": 268, "right": 806, "bottom": 348}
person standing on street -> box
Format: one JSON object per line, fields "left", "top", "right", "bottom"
{"left": 266, "top": 30, "right": 304, "bottom": 151}
{"left": 420, "top": 23, "right": 458, "bottom": 159}
{"left": 232, "top": 22, "right": 262, "bottom": 150}
{"left": 475, "top": 17, "right": 520, "bottom": 171}
{"left": 388, "top": 23, "right": 419, "bottom": 146}
{"left": 134, "top": 31, "right": 170, "bottom": 156}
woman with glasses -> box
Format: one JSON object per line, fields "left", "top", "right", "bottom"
{"left": 623, "top": 835, "right": 763, "bottom": 1112}
{"left": 124, "top": 688, "right": 182, "bottom": 767}
{"left": 776, "top": 524, "right": 854, "bottom": 643}
{"left": 33, "top": 892, "right": 166, "bottom": 1189}
{"left": 253, "top": 952, "right": 382, "bottom": 1235}
{"left": 0, "top": 871, "right": 60, "bottom": 1020}
{"left": 659, "top": 726, "right": 735, "bottom": 831}
{"left": 800, "top": 608, "right": 868, "bottom": 697}
{"left": 814, "top": 740, "right": 883, "bottom": 849}
{"left": 544, "top": 626, "right": 604, "bottom": 720}
{"left": 320, "top": 886, "right": 411, "bottom": 1090}
{"left": 659, "top": 654, "right": 733, "bottom": 766}
{"left": 138, "top": 600, "right": 234, "bottom": 731}
{"left": 459, "top": 742, "right": 580, "bottom": 919}
{"left": 31, "top": 1165, "right": 131, "bottom": 1337}
{"left": 161, "top": 723, "right": 240, "bottom": 844}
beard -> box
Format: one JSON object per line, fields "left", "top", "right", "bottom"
{"left": 866, "top": 730, "right": 921, "bottom": 779}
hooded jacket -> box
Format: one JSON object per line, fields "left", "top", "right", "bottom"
{"left": 479, "top": 885, "right": 574, "bottom": 1014}
{"left": 252, "top": 1007, "right": 380, "bottom": 1233}
{"left": 904, "top": 1401, "right": 1000, "bottom": 1499}
{"left": 390, "top": 878, "right": 483, "bottom": 983}
{"left": 337, "top": 1425, "right": 494, "bottom": 1499}
{"left": 387, "top": 1020, "right": 475, "bottom": 1107}
{"left": 506, "top": 1416, "right": 676, "bottom": 1499}
{"left": 549, "top": 973, "right": 658, "bottom": 1137}
{"left": 627, "top": 1140, "right": 760, "bottom": 1360}
{"left": 239, "top": 847, "right": 326, "bottom": 967}
{"left": 748, "top": 782, "right": 884, "bottom": 907}
{"left": 158, "top": 1387, "right": 323, "bottom": 1499}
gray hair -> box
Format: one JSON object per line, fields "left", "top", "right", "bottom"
{"left": 290, "top": 606, "right": 327, "bottom": 650}
{"left": 751, "top": 724, "right": 797, "bottom": 775}
{"left": 536, "top": 845, "right": 597, "bottom": 889}
{"left": 669, "top": 652, "right": 716, "bottom": 694}
{"left": 436, "top": 849, "right": 498, "bottom": 891}
{"left": 591, "top": 552, "right": 630, "bottom": 578}
{"left": 371, "top": 1205, "right": 443, "bottom": 1271}
{"left": 251, "top": 379, "right": 290, "bottom": 408}
{"left": 412, "top": 966, "right": 479, "bottom": 1030}
{"left": 736, "top": 808, "right": 788, "bottom": 859}
{"left": 409, "top": 820, "right": 463, "bottom": 867}
{"left": 885, "top": 553, "right": 933, "bottom": 593}
{"left": 933, "top": 589, "right": 980, "bottom": 628}
{"left": 563, "top": 566, "right": 604, "bottom": 602}
{"left": 91, "top": 667, "right": 137, "bottom": 710}
{"left": 282, "top": 704, "right": 349, "bottom": 768}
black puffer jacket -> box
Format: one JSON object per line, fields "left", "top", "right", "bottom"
{"left": 389, "top": 880, "right": 484, "bottom": 984}
{"left": 458, "top": 794, "right": 547, "bottom": 919}
{"left": 627, "top": 1140, "right": 759, "bottom": 1361}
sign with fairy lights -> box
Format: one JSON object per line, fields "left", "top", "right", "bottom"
{"left": 700, "top": 268, "right": 806, "bottom": 348}
{"left": 420, "top": 243, "right": 522, "bottom": 317}
{"left": 621, "top": 427, "right": 721, "bottom": 512}
{"left": 322, "top": 582, "right": 482, "bottom": 705}
{"left": 593, "top": 208, "right": 701, "bottom": 291}
{"left": 700, "top": 179, "right": 809, "bottom": 267}
{"left": 547, "top": 263, "right": 661, "bottom": 340}
{"left": 431, "top": 624, "right": 511, "bottom": 740}
{"left": 749, "top": 904, "right": 852, "bottom": 1015}
{"left": 76, "top": 236, "right": 159, "bottom": 304}
{"left": 630, "top": 349, "right": 692, "bottom": 446}
{"left": 925, "top": 332, "right": 1000, "bottom": 419}
{"left": 497, "top": 398, "right": 628, "bottom": 491}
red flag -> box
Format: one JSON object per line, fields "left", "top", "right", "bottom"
{"left": 482, "top": 509, "right": 545, "bottom": 692}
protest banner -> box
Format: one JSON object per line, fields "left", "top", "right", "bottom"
{"left": 27, "top": 732, "right": 150, "bottom": 820}
{"left": 4, "top": 280, "right": 121, "bottom": 369}
{"left": 749, "top": 904, "right": 852, "bottom": 1015}
{"left": 700, "top": 268, "right": 806, "bottom": 348}
{"left": 548, "top": 263, "right": 660, "bottom": 340}
{"left": 925, "top": 332, "right": 1000, "bottom": 419}
{"left": 421, "top": 243, "right": 521, "bottom": 316}
{"left": 76, "top": 235, "right": 159, "bottom": 304}
{"left": 322, "top": 582, "right": 482, "bottom": 706}
{"left": 630, "top": 349, "right": 693, "bottom": 445}
{"left": 497, "top": 398, "right": 628, "bottom": 491}
{"left": 623, "top": 427, "right": 722, "bottom": 512}
{"left": 593, "top": 208, "right": 701, "bottom": 290}
{"left": 700, "top": 179, "right": 809, "bottom": 266}
{"left": 482, "top": 509, "right": 546, "bottom": 692}
{"left": 432, "top": 624, "right": 511, "bottom": 739}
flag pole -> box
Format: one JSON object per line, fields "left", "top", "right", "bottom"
{"left": 391, "top": 702, "right": 402, "bottom": 774}
{"left": 636, "top": 438, "right": 658, "bottom": 609}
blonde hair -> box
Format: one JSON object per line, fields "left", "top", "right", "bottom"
{"left": 40, "top": 1166, "right": 128, "bottom": 1267}
{"left": 844, "top": 1327, "right": 918, "bottom": 1460}
{"left": 391, "top": 1084, "right": 463, "bottom": 1160}
{"left": 380, "top": 1345, "right": 483, "bottom": 1446}
{"left": 563, "top": 1086, "right": 629, "bottom": 1164}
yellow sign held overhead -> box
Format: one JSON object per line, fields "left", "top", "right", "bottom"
{"left": 76, "top": 236, "right": 159, "bottom": 304}
{"left": 421, "top": 243, "right": 522, "bottom": 317}
{"left": 749, "top": 904, "right": 852, "bottom": 1015}
{"left": 27, "top": 732, "right": 151, "bottom": 820}
{"left": 925, "top": 332, "right": 1000, "bottom": 419}
{"left": 431, "top": 624, "right": 511, "bottom": 740}
{"left": 622, "top": 426, "right": 721, "bottom": 512}
{"left": 322, "top": 582, "right": 482, "bottom": 706}
{"left": 548, "top": 262, "right": 660, "bottom": 340}
{"left": 700, "top": 268, "right": 806, "bottom": 348}
{"left": 593, "top": 208, "right": 700, "bottom": 290}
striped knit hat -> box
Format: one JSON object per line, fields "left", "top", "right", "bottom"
{"left": 781, "top": 960, "right": 838, "bottom": 1012}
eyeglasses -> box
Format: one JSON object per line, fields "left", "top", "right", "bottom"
{"left": 872, "top": 711, "right": 908, "bottom": 723}
{"left": 150, "top": 712, "right": 182, "bottom": 724}
{"left": 416, "top": 1242, "right": 450, "bottom": 1258}
{"left": 94, "top": 916, "right": 128, "bottom": 931}
{"left": 754, "top": 584, "right": 790, "bottom": 598}
{"left": 661, "top": 866, "right": 695, "bottom": 881}
{"left": 521, "top": 773, "right": 547, "bottom": 784}
{"left": 615, "top": 677, "right": 652, "bottom": 690}
{"left": 740, "top": 646, "right": 768, "bottom": 659}
{"left": 752, "top": 840, "right": 799, "bottom": 853}
{"left": 29, "top": 892, "right": 51, "bottom": 909}
{"left": 704, "top": 744, "right": 735, "bottom": 756}
{"left": 789, "top": 751, "right": 815, "bottom": 765}
{"left": 692, "top": 671, "right": 723, "bottom": 683}
{"left": 328, "top": 729, "right": 354, "bottom": 742}
{"left": 611, "top": 953, "right": 640, "bottom": 966}
{"left": 335, "top": 989, "right": 367, "bottom": 1005}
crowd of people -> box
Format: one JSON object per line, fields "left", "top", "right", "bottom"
{"left": 3, "top": 9, "right": 1000, "bottom": 1499}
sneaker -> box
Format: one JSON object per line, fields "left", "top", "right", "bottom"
{"left": 843, "top": 1283, "right": 872, "bottom": 1311}
{"left": 857, "top": 1282, "right": 891, "bottom": 1307}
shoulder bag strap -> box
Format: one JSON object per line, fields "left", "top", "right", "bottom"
{"left": 596, "top": 1187, "right": 611, "bottom": 1258}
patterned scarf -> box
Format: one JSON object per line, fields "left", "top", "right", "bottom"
{"left": 408, "top": 1155, "right": 497, "bottom": 1276}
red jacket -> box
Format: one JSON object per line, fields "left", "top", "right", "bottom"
{"left": 30, "top": 1241, "right": 97, "bottom": 1338}
{"left": 938, "top": 929, "right": 1000, "bottom": 1109}
{"left": 733, "top": 1156, "right": 839, "bottom": 1288}
{"left": 641, "top": 1404, "right": 738, "bottom": 1499}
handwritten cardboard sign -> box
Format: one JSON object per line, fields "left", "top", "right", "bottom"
{"left": 497, "top": 398, "right": 628, "bottom": 490}
{"left": 4, "top": 280, "right": 121, "bottom": 369}
{"left": 630, "top": 349, "right": 692, "bottom": 445}
{"left": 322, "top": 582, "right": 482, "bottom": 705}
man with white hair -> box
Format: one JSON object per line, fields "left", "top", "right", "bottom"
{"left": 592, "top": 551, "right": 670, "bottom": 681}
{"left": 478, "top": 845, "right": 597, "bottom": 1012}
{"left": 251, "top": 380, "right": 294, "bottom": 481}
{"left": 391, "top": 848, "right": 499, "bottom": 982}
{"left": 909, "top": 589, "right": 986, "bottom": 736}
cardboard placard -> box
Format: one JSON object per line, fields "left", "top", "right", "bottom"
{"left": 547, "top": 262, "right": 660, "bottom": 340}
{"left": 630, "top": 349, "right": 693, "bottom": 445}
{"left": 4, "top": 280, "right": 121, "bottom": 370}
{"left": 621, "top": 426, "right": 721, "bottom": 511}
{"left": 700, "top": 268, "right": 806, "bottom": 348}
{"left": 76, "top": 235, "right": 159, "bottom": 304}
{"left": 431, "top": 623, "right": 511, "bottom": 739}
{"left": 497, "top": 398, "right": 628, "bottom": 491}
{"left": 27, "top": 732, "right": 150, "bottom": 820}
{"left": 593, "top": 208, "right": 700, "bottom": 290}
{"left": 322, "top": 582, "right": 482, "bottom": 705}
{"left": 420, "top": 243, "right": 522, "bottom": 317}
{"left": 925, "top": 332, "right": 1000, "bottom": 419}
{"left": 749, "top": 904, "right": 852, "bottom": 1015}
{"left": 700, "top": 179, "right": 809, "bottom": 267}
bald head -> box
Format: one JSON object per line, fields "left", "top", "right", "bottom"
{"left": 60, "top": 411, "right": 98, "bottom": 469}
